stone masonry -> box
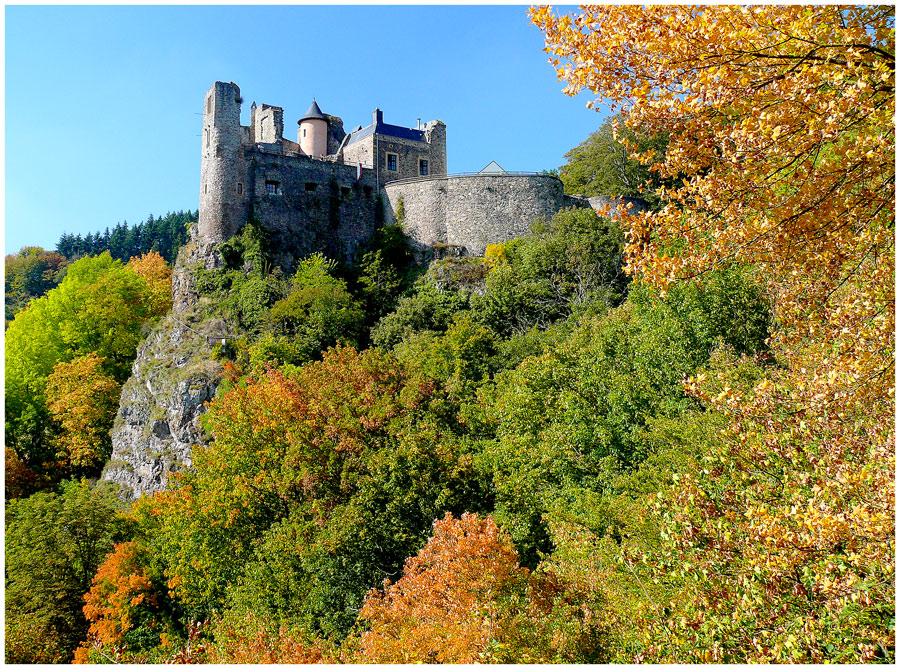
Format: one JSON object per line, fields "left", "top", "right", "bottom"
{"left": 384, "top": 173, "right": 579, "bottom": 257}
{"left": 198, "top": 80, "right": 647, "bottom": 266}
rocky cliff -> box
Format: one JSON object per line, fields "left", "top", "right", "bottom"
{"left": 103, "top": 229, "right": 228, "bottom": 499}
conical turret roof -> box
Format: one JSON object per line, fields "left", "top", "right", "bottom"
{"left": 299, "top": 99, "right": 328, "bottom": 123}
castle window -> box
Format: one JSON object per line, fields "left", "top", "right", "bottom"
{"left": 419, "top": 159, "right": 429, "bottom": 176}
{"left": 266, "top": 181, "right": 282, "bottom": 195}
{"left": 207, "top": 97, "right": 212, "bottom": 114}
{"left": 386, "top": 153, "right": 398, "bottom": 171}
{"left": 363, "top": 186, "right": 373, "bottom": 198}
{"left": 305, "top": 182, "right": 318, "bottom": 192}
{"left": 341, "top": 186, "right": 351, "bottom": 197}
{"left": 303, "top": 128, "right": 307, "bottom": 137}
{"left": 205, "top": 129, "right": 210, "bottom": 147}
{"left": 237, "top": 183, "right": 243, "bottom": 195}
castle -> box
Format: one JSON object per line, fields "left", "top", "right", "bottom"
{"left": 102, "top": 82, "right": 649, "bottom": 500}
{"left": 199, "top": 81, "right": 646, "bottom": 266}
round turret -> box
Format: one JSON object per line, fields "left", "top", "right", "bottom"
{"left": 298, "top": 99, "right": 328, "bottom": 158}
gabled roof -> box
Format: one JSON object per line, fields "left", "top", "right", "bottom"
{"left": 479, "top": 161, "right": 507, "bottom": 174}
{"left": 299, "top": 99, "right": 328, "bottom": 123}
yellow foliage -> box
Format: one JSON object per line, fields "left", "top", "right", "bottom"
{"left": 484, "top": 243, "right": 508, "bottom": 267}
{"left": 127, "top": 250, "right": 172, "bottom": 315}
{"left": 532, "top": 5, "right": 894, "bottom": 662}
{"left": 45, "top": 352, "right": 121, "bottom": 470}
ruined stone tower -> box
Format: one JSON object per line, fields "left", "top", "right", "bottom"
{"left": 199, "top": 81, "right": 249, "bottom": 245}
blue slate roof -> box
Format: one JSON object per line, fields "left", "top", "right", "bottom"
{"left": 300, "top": 100, "right": 328, "bottom": 123}
{"left": 346, "top": 121, "right": 426, "bottom": 146}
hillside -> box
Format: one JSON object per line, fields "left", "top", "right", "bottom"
{"left": 5, "top": 5, "right": 893, "bottom": 664}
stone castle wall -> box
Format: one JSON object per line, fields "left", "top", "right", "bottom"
{"left": 341, "top": 121, "right": 446, "bottom": 184}
{"left": 377, "top": 135, "right": 434, "bottom": 183}
{"left": 383, "top": 173, "right": 586, "bottom": 256}
{"left": 199, "top": 81, "right": 646, "bottom": 268}
{"left": 247, "top": 150, "right": 379, "bottom": 270}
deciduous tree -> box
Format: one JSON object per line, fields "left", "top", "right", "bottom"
{"left": 558, "top": 115, "right": 668, "bottom": 205}
{"left": 5, "top": 246, "right": 68, "bottom": 322}
{"left": 357, "top": 512, "right": 530, "bottom": 663}
{"left": 127, "top": 250, "right": 172, "bottom": 315}
{"left": 6, "top": 253, "right": 163, "bottom": 470}
{"left": 5, "top": 480, "right": 126, "bottom": 663}
{"left": 45, "top": 352, "right": 122, "bottom": 471}
{"left": 531, "top": 5, "right": 894, "bottom": 661}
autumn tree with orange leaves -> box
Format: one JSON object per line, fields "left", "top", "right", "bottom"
{"left": 126, "top": 250, "right": 172, "bottom": 315}
{"left": 45, "top": 352, "right": 122, "bottom": 471}
{"left": 356, "top": 512, "right": 610, "bottom": 663}
{"left": 74, "top": 541, "right": 169, "bottom": 664}
{"left": 358, "top": 512, "right": 530, "bottom": 663}
{"left": 531, "top": 4, "right": 894, "bottom": 662}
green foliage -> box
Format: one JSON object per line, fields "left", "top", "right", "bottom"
{"left": 133, "top": 347, "right": 489, "bottom": 643}
{"left": 194, "top": 266, "right": 286, "bottom": 332}
{"left": 394, "top": 313, "right": 500, "bottom": 401}
{"left": 476, "top": 269, "right": 771, "bottom": 563}
{"left": 471, "top": 207, "right": 628, "bottom": 337}
{"left": 5, "top": 253, "right": 166, "bottom": 471}
{"left": 372, "top": 206, "right": 629, "bottom": 358}
{"left": 347, "top": 222, "right": 414, "bottom": 332}
{"left": 5, "top": 480, "right": 128, "bottom": 663}
{"left": 357, "top": 249, "right": 403, "bottom": 323}
{"left": 252, "top": 254, "right": 365, "bottom": 368}
{"left": 371, "top": 278, "right": 471, "bottom": 350}
{"left": 5, "top": 246, "right": 68, "bottom": 323}
{"left": 56, "top": 210, "right": 195, "bottom": 264}
{"left": 217, "top": 219, "right": 269, "bottom": 275}
{"left": 493, "top": 320, "right": 572, "bottom": 372}
{"left": 558, "top": 114, "right": 668, "bottom": 205}
{"left": 371, "top": 222, "right": 413, "bottom": 270}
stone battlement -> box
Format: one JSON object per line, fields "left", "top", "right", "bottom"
{"left": 198, "top": 81, "right": 645, "bottom": 267}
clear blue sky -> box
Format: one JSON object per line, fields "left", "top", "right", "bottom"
{"left": 5, "top": 4, "right": 607, "bottom": 254}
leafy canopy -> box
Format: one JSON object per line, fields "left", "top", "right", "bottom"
{"left": 532, "top": 5, "right": 894, "bottom": 662}
{"left": 558, "top": 114, "right": 668, "bottom": 205}
{"left": 5, "top": 252, "right": 170, "bottom": 470}
{"left": 45, "top": 352, "right": 121, "bottom": 471}
{"left": 5, "top": 480, "right": 127, "bottom": 663}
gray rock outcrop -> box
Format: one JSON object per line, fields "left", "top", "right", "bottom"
{"left": 103, "top": 231, "right": 229, "bottom": 499}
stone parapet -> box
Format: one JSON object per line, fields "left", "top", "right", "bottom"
{"left": 384, "top": 173, "right": 579, "bottom": 257}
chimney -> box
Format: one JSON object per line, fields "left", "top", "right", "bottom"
{"left": 373, "top": 108, "right": 383, "bottom": 126}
